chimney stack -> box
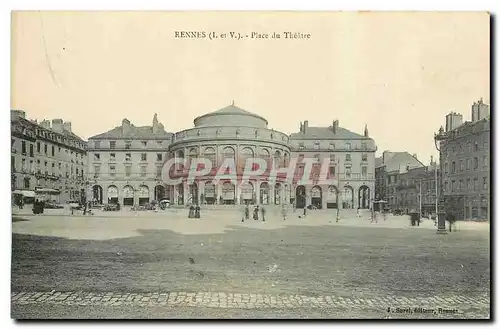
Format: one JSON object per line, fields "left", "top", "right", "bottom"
{"left": 332, "top": 120, "right": 339, "bottom": 134}
{"left": 10, "top": 109, "right": 26, "bottom": 120}
{"left": 303, "top": 120, "right": 309, "bottom": 133}
{"left": 40, "top": 119, "right": 51, "bottom": 130}
{"left": 51, "top": 119, "right": 63, "bottom": 133}
{"left": 122, "top": 118, "right": 131, "bottom": 135}
{"left": 63, "top": 122, "right": 72, "bottom": 132}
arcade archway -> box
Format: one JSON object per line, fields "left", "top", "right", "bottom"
{"left": 138, "top": 185, "right": 150, "bottom": 205}
{"left": 326, "top": 185, "right": 338, "bottom": 209}
{"left": 107, "top": 185, "right": 119, "bottom": 204}
{"left": 260, "top": 182, "right": 270, "bottom": 205}
{"left": 154, "top": 185, "right": 166, "bottom": 201}
{"left": 92, "top": 185, "right": 103, "bottom": 204}
{"left": 122, "top": 185, "right": 134, "bottom": 206}
{"left": 311, "top": 185, "right": 322, "bottom": 209}
{"left": 221, "top": 181, "right": 235, "bottom": 205}
{"left": 203, "top": 181, "right": 216, "bottom": 204}
{"left": 240, "top": 182, "right": 254, "bottom": 204}
{"left": 343, "top": 185, "right": 354, "bottom": 209}
{"left": 295, "top": 185, "right": 306, "bottom": 209}
{"left": 358, "top": 185, "right": 370, "bottom": 209}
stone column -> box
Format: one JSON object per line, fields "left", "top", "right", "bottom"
{"left": 183, "top": 181, "right": 189, "bottom": 205}
{"left": 255, "top": 180, "right": 261, "bottom": 205}
{"left": 322, "top": 186, "right": 327, "bottom": 210}
{"left": 217, "top": 181, "right": 222, "bottom": 205}
{"left": 235, "top": 182, "right": 241, "bottom": 205}
{"left": 270, "top": 183, "right": 275, "bottom": 205}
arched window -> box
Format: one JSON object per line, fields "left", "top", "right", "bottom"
{"left": 223, "top": 147, "right": 236, "bottom": 161}
{"left": 204, "top": 147, "right": 216, "bottom": 168}
{"left": 274, "top": 150, "right": 282, "bottom": 168}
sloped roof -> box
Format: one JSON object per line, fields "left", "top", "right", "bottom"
{"left": 380, "top": 151, "right": 424, "bottom": 172}
{"left": 289, "top": 126, "right": 367, "bottom": 140}
{"left": 89, "top": 125, "right": 172, "bottom": 140}
{"left": 194, "top": 104, "right": 268, "bottom": 124}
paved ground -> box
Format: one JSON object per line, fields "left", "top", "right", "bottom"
{"left": 11, "top": 207, "right": 490, "bottom": 319}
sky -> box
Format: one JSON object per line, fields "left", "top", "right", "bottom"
{"left": 11, "top": 11, "right": 490, "bottom": 164}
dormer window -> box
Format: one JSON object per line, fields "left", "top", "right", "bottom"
{"left": 313, "top": 141, "right": 320, "bottom": 150}
{"left": 328, "top": 142, "right": 335, "bottom": 150}
{"left": 298, "top": 142, "right": 305, "bottom": 150}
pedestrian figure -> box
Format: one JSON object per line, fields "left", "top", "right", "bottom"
{"left": 244, "top": 204, "right": 250, "bottom": 221}
{"left": 195, "top": 205, "right": 201, "bottom": 219}
{"left": 303, "top": 206, "right": 307, "bottom": 218}
{"left": 188, "top": 205, "right": 195, "bottom": 218}
{"left": 356, "top": 207, "right": 361, "bottom": 218}
{"left": 253, "top": 205, "right": 259, "bottom": 221}
{"left": 19, "top": 197, "right": 24, "bottom": 210}
{"left": 261, "top": 206, "right": 266, "bottom": 222}
{"left": 281, "top": 204, "right": 287, "bottom": 221}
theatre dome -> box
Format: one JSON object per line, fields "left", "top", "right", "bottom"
{"left": 193, "top": 103, "right": 268, "bottom": 128}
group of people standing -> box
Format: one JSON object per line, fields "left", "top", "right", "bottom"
{"left": 241, "top": 204, "right": 288, "bottom": 222}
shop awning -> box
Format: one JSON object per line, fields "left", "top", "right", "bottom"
{"left": 13, "top": 190, "right": 36, "bottom": 198}
{"left": 35, "top": 188, "right": 61, "bottom": 195}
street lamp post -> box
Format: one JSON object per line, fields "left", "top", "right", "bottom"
{"left": 434, "top": 129, "right": 447, "bottom": 234}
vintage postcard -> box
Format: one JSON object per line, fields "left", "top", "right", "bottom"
{"left": 10, "top": 11, "right": 490, "bottom": 319}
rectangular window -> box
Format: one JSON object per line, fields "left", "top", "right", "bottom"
{"left": 125, "top": 141, "right": 132, "bottom": 149}
{"left": 345, "top": 154, "right": 351, "bottom": 162}
{"left": 328, "top": 142, "right": 335, "bottom": 150}
{"left": 125, "top": 165, "right": 131, "bottom": 177}
{"left": 345, "top": 168, "right": 351, "bottom": 178}
{"left": 361, "top": 153, "right": 367, "bottom": 162}
{"left": 329, "top": 166, "right": 336, "bottom": 176}
{"left": 345, "top": 143, "right": 351, "bottom": 150}
{"left": 29, "top": 144, "right": 34, "bottom": 157}
{"left": 94, "top": 141, "right": 101, "bottom": 149}
{"left": 156, "top": 141, "right": 163, "bottom": 147}
{"left": 110, "top": 141, "right": 116, "bottom": 149}
{"left": 140, "top": 166, "right": 147, "bottom": 177}
{"left": 141, "top": 141, "right": 147, "bottom": 147}
{"left": 110, "top": 153, "right": 116, "bottom": 160}
{"left": 474, "top": 141, "right": 479, "bottom": 152}
{"left": 21, "top": 141, "right": 26, "bottom": 154}
{"left": 313, "top": 141, "right": 320, "bottom": 150}
{"left": 467, "top": 178, "right": 471, "bottom": 190}
{"left": 459, "top": 180, "right": 463, "bottom": 190}
{"left": 473, "top": 178, "right": 478, "bottom": 191}
{"left": 330, "top": 154, "right": 335, "bottom": 162}
{"left": 362, "top": 166, "right": 368, "bottom": 176}
{"left": 51, "top": 146, "right": 55, "bottom": 157}
{"left": 473, "top": 157, "right": 479, "bottom": 170}
{"left": 94, "top": 165, "right": 100, "bottom": 178}
{"left": 483, "top": 156, "right": 488, "bottom": 167}
{"left": 298, "top": 142, "right": 304, "bottom": 150}
{"left": 361, "top": 142, "right": 367, "bottom": 150}
{"left": 94, "top": 153, "right": 100, "bottom": 161}
{"left": 125, "top": 153, "right": 132, "bottom": 161}
{"left": 156, "top": 166, "right": 162, "bottom": 177}
{"left": 314, "top": 154, "right": 320, "bottom": 163}
{"left": 109, "top": 165, "right": 116, "bottom": 177}
{"left": 483, "top": 177, "right": 488, "bottom": 190}
{"left": 141, "top": 153, "right": 147, "bottom": 161}
{"left": 157, "top": 153, "right": 163, "bottom": 161}
{"left": 36, "top": 142, "right": 40, "bottom": 153}
{"left": 466, "top": 158, "right": 471, "bottom": 171}
{"left": 44, "top": 144, "right": 48, "bottom": 154}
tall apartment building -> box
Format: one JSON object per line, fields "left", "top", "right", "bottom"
{"left": 394, "top": 158, "right": 439, "bottom": 215}
{"left": 435, "top": 99, "right": 490, "bottom": 220}
{"left": 374, "top": 151, "right": 425, "bottom": 210}
{"left": 86, "top": 114, "right": 173, "bottom": 206}
{"left": 288, "top": 120, "right": 377, "bottom": 210}
{"left": 10, "top": 110, "right": 87, "bottom": 203}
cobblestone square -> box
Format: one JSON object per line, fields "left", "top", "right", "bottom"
{"left": 11, "top": 209, "right": 490, "bottom": 319}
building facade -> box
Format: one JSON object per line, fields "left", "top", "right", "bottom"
{"left": 288, "top": 120, "right": 377, "bottom": 210}
{"left": 86, "top": 114, "right": 173, "bottom": 206}
{"left": 11, "top": 110, "right": 87, "bottom": 203}
{"left": 394, "top": 160, "right": 439, "bottom": 215}
{"left": 435, "top": 99, "right": 490, "bottom": 220}
{"left": 168, "top": 104, "right": 292, "bottom": 206}
{"left": 374, "top": 151, "right": 425, "bottom": 210}
{"left": 86, "top": 103, "right": 378, "bottom": 210}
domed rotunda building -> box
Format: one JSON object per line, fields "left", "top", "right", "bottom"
{"left": 168, "top": 103, "right": 292, "bottom": 205}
